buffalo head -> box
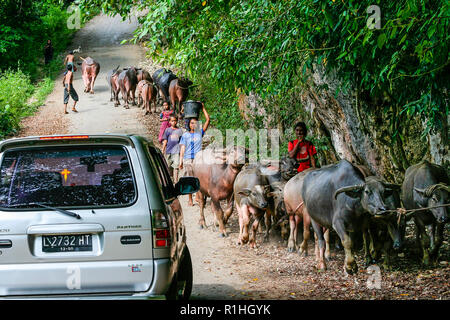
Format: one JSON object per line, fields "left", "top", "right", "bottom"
{"left": 238, "top": 185, "right": 270, "bottom": 210}
{"left": 414, "top": 183, "right": 449, "bottom": 223}
{"left": 335, "top": 176, "right": 405, "bottom": 250}
{"left": 280, "top": 156, "right": 298, "bottom": 180}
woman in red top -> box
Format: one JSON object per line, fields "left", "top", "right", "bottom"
{"left": 288, "top": 122, "right": 317, "bottom": 172}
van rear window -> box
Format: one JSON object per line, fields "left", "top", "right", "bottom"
{"left": 0, "top": 146, "right": 136, "bottom": 208}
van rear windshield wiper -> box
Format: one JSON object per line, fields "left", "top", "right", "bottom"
{"left": 0, "top": 202, "right": 81, "bottom": 220}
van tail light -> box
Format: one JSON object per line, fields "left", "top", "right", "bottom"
{"left": 152, "top": 211, "right": 171, "bottom": 248}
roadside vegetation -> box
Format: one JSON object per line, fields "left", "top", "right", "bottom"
{"left": 80, "top": 0, "right": 449, "bottom": 171}
{"left": 0, "top": 0, "right": 99, "bottom": 138}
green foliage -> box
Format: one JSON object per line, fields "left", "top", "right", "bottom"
{"left": 0, "top": 69, "right": 34, "bottom": 137}
{"left": 80, "top": 0, "right": 448, "bottom": 137}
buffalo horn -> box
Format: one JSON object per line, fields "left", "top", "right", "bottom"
{"left": 424, "top": 183, "right": 450, "bottom": 197}
{"left": 334, "top": 184, "right": 364, "bottom": 200}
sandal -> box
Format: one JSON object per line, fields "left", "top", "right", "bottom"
{"left": 72, "top": 109, "right": 78, "bottom": 113}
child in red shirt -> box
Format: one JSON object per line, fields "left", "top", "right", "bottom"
{"left": 288, "top": 122, "right": 317, "bottom": 172}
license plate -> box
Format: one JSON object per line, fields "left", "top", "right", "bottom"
{"left": 42, "top": 234, "right": 93, "bottom": 253}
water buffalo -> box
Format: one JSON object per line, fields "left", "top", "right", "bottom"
{"left": 401, "top": 160, "right": 449, "bottom": 265}
{"left": 170, "top": 77, "right": 193, "bottom": 114}
{"left": 106, "top": 65, "right": 120, "bottom": 106}
{"left": 152, "top": 68, "right": 177, "bottom": 107}
{"left": 193, "top": 145, "right": 247, "bottom": 237}
{"left": 257, "top": 156, "right": 298, "bottom": 241}
{"left": 118, "top": 67, "right": 138, "bottom": 109}
{"left": 80, "top": 57, "right": 100, "bottom": 94}
{"left": 283, "top": 163, "right": 372, "bottom": 257}
{"left": 136, "top": 80, "right": 157, "bottom": 114}
{"left": 283, "top": 168, "right": 319, "bottom": 256}
{"left": 361, "top": 178, "right": 405, "bottom": 269}
{"left": 302, "top": 160, "right": 402, "bottom": 274}
{"left": 234, "top": 166, "right": 272, "bottom": 248}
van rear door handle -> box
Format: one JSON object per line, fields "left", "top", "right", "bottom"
{"left": 27, "top": 224, "right": 104, "bottom": 235}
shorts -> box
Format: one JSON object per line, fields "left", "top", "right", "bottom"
{"left": 64, "top": 84, "right": 79, "bottom": 104}
{"left": 165, "top": 153, "right": 180, "bottom": 169}
{"left": 181, "top": 158, "right": 194, "bottom": 177}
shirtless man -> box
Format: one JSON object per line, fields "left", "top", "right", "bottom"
{"left": 62, "top": 64, "right": 78, "bottom": 114}
{"left": 63, "top": 51, "right": 77, "bottom": 72}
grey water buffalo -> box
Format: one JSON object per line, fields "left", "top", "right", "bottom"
{"left": 257, "top": 156, "right": 298, "bottom": 241}
{"left": 360, "top": 177, "right": 405, "bottom": 269}
{"left": 136, "top": 80, "right": 157, "bottom": 114}
{"left": 169, "top": 77, "right": 193, "bottom": 114}
{"left": 80, "top": 57, "right": 100, "bottom": 94}
{"left": 401, "top": 160, "right": 449, "bottom": 265}
{"left": 118, "top": 67, "right": 138, "bottom": 109}
{"left": 193, "top": 145, "right": 247, "bottom": 237}
{"left": 301, "top": 160, "right": 403, "bottom": 274}
{"left": 106, "top": 65, "right": 120, "bottom": 106}
{"left": 234, "top": 166, "right": 272, "bottom": 248}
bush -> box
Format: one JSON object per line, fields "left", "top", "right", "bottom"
{"left": 0, "top": 69, "right": 34, "bottom": 137}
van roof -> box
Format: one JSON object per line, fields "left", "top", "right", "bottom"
{"left": 0, "top": 134, "right": 154, "bottom": 153}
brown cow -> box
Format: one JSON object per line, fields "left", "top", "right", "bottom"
{"left": 137, "top": 80, "right": 157, "bottom": 114}
{"left": 79, "top": 57, "right": 100, "bottom": 94}
{"left": 192, "top": 145, "right": 247, "bottom": 237}
{"left": 169, "top": 77, "right": 193, "bottom": 114}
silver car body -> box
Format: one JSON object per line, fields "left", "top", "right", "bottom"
{"left": 0, "top": 134, "right": 186, "bottom": 298}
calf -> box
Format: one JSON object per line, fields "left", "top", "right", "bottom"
{"left": 401, "top": 160, "right": 449, "bottom": 265}
{"left": 234, "top": 166, "right": 272, "bottom": 248}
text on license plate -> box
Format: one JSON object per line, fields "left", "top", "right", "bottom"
{"left": 42, "top": 234, "right": 93, "bottom": 252}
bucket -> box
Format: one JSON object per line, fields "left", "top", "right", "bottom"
{"left": 183, "top": 100, "right": 202, "bottom": 118}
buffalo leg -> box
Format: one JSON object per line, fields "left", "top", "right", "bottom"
{"left": 287, "top": 214, "right": 298, "bottom": 253}
{"left": 263, "top": 206, "right": 273, "bottom": 243}
{"left": 299, "top": 210, "right": 310, "bottom": 256}
{"left": 197, "top": 192, "right": 207, "bottom": 230}
{"left": 311, "top": 220, "right": 327, "bottom": 271}
{"left": 334, "top": 218, "right": 358, "bottom": 274}
{"left": 415, "top": 218, "right": 431, "bottom": 265}
{"left": 90, "top": 75, "right": 97, "bottom": 94}
{"left": 211, "top": 198, "right": 226, "bottom": 237}
{"left": 324, "top": 228, "right": 331, "bottom": 261}
{"left": 237, "top": 203, "right": 250, "bottom": 245}
{"left": 430, "top": 223, "right": 444, "bottom": 263}
{"left": 223, "top": 195, "right": 234, "bottom": 226}
{"left": 249, "top": 212, "right": 263, "bottom": 248}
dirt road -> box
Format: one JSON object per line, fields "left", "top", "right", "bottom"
{"left": 18, "top": 13, "right": 449, "bottom": 300}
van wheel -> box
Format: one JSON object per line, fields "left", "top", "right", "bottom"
{"left": 165, "top": 246, "right": 193, "bottom": 300}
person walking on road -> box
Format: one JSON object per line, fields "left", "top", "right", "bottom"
{"left": 44, "top": 40, "right": 54, "bottom": 65}
{"left": 162, "top": 114, "right": 183, "bottom": 183}
{"left": 179, "top": 103, "right": 210, "bottom": 206}
{"left": 63, "top": 64, "right": 79, "bottom": 114}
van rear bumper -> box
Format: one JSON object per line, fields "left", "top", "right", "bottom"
{"left": 0, "top": 259, "right": 170, "bottom": 298}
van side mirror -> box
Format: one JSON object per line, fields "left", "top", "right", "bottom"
{"left": 174, "top": 177, "right": 200, "bottom": 196}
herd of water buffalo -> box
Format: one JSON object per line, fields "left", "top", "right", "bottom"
{"left": 77, "top": 55, "right": 193, "bottom": 113}
{"left": 82, "top": 57, "right": 449, "bottom": 276}
{"left": 105, "top": 63, "right": 193, "bottom": 113}
{"left": 191, "top": 146, "right": 449, "bottom": 275}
